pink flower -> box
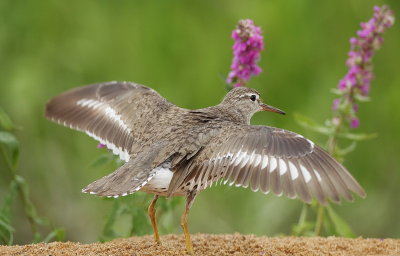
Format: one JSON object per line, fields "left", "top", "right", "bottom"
{"left": 350, "top": 117, "right": 360, "bottom": 129}
{"left": 335, "top": 5, "right": 394, "bottom": 128}
{"left": 339, "top": 5, "right": 394, "bottom": 96}
{"left": 226, "top": 19, "right": 264, "bottom": 87}
{"left": 332, "top": 98, "right": 341, "bottom": 111}
{"left": 97, "top": 143, "right": 106, "bottom": 149}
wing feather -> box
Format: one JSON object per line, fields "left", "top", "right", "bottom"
{"left": 46, "top": 81, "right": 174, "bottom": 161}
{"left": 173, "top": 125, "right": 365, "bottom": 204}
{"left": 259, "top": 153, "right": 271, "bottom": 194}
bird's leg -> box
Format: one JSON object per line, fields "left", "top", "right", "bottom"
{"left": 181, "top": 191, "right": 197, "bottom": 254}
{"left": 148, "top": 195, "right": 161, "bottom": 244}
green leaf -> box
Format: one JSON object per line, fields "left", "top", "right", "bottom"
{"left": 0, "top": 180, "right": 19, "bottom": 245}
{"left": 336, "top": 142, "right": 357, "bottom": 156}
{"left": 0, "top": 218, "right": 15, "bottom": 233}
{"left": 0, "top": 214, "right": 15, "bottom": 245}
{"left": 14, "top": 176, "right": 48, "bottom": 227}
{"left": 0, "top": 180, "right": 18, "bottom": 216}
{"left": 337, "top": 132, "right": 377, "bottom": 141}
{"left": 54, "top": 228, "right": 65, "bottom": 241}
{"left": 0, "top": 108, "right": 15, "bottom": 131}
{"left": 41, "top": 228, "right": 65, "bottom": 243}
{"left": 326, "top": 205, "right": 355, "bottom": 237}
{"left": 354, "top": 94, "right": 370, "bottom": 102}
{"left": 292, "top": 221, "right": 315, "bottom": 236}
{"left": 330, "top": 88, "right": 345, "bottom": 96}
{"left": 0, "top": 131, "right": 19, "bottom": 167}
{"left": 293, "top": 113, "right": 334, "bottom": 135}
{"left": 0, "top": 221, "right": 14, "bottom": 245}
{"left": 0, "top": 231, "right": 12, "bottom": 245}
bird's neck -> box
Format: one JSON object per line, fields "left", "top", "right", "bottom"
{"left": 211, "top": 104, "right": 251, "bottom": 125}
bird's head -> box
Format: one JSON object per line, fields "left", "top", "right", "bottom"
{"left": 220, "top": 87, "right": 285, "bottom": 123}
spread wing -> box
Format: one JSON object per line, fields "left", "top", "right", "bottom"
{"left": 45, "top": 81, "right": 174, "bottom": 162}
{"left": 174, "top": 125, "right": 366, "bottom": 205}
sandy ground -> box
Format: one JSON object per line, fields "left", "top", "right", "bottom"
{"left": 1, "top": 234, "right": 399, "bottom": 256}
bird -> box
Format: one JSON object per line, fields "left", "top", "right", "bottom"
{"left": 45, "top": 81, "right": 366, "bottom": 254}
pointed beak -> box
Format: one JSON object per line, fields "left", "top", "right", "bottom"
{"left": 260, "top": 103, "right": 286, "bottom": 115}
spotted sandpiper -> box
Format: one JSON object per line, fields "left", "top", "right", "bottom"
{"left": 45, "top": 81, "right": 365, "bottom": 254}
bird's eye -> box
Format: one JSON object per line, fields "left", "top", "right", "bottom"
{"left": 250, "top": 95, "right": 257, "bottom": 102}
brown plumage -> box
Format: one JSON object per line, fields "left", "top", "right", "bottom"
{"left": 45, "top": 81, "right": 366, "bottom": 254}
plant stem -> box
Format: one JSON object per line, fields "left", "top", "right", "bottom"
{"left": 16, "top": 177, "right": 38, "bottom": 236}
{"left": 315, "top": 110, "right": 345, "bottom": 236}
{"left": 314, "top": 204, "right": 325, "bottom": 235}
{"left": 328, "top": 114, "right": 343, "bottom": 156}
{"left": 298, "top": 203, "right": 308, "bottom": 228}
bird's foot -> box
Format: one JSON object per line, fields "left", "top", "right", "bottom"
{"left": 152, "top": 232, "right": 162, "bottom": 245}
{"left": 154, "top": 237, "right": 162, "bottom": 245}
{"left": 185, "top": 242, "right": 194, "bottom": 255}
{"left": 182, "top": 225, "right": 193, "bottom": 254}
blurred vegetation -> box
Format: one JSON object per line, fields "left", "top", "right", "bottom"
{"left": 99, "top": 194, "right": 182, "bottom": 242}
{"left": 0, "top": 109, "right": 64, "bottom": 244}
{"left": 0, "top": 0, "right": 399, "bottom": 244}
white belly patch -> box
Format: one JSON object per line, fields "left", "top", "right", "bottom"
{"left": 145, "top": 167, "right": 173, "bottom": 191}
{"left": 140, "top": 161, "right": 190, "bottom": 196}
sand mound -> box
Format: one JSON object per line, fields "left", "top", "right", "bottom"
{"left": 1, "top": 234, "right": 399, "bottom": 256}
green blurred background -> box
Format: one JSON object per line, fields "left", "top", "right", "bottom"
{"left": 1, "top": 0, "right": 399, "bottom": 244}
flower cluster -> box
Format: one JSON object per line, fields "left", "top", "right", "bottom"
{"left": 226, "top": 19, "right": 264, "bottom": 87}
{"left": 333, "top": 5, "right": 394, "bottom": 128}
